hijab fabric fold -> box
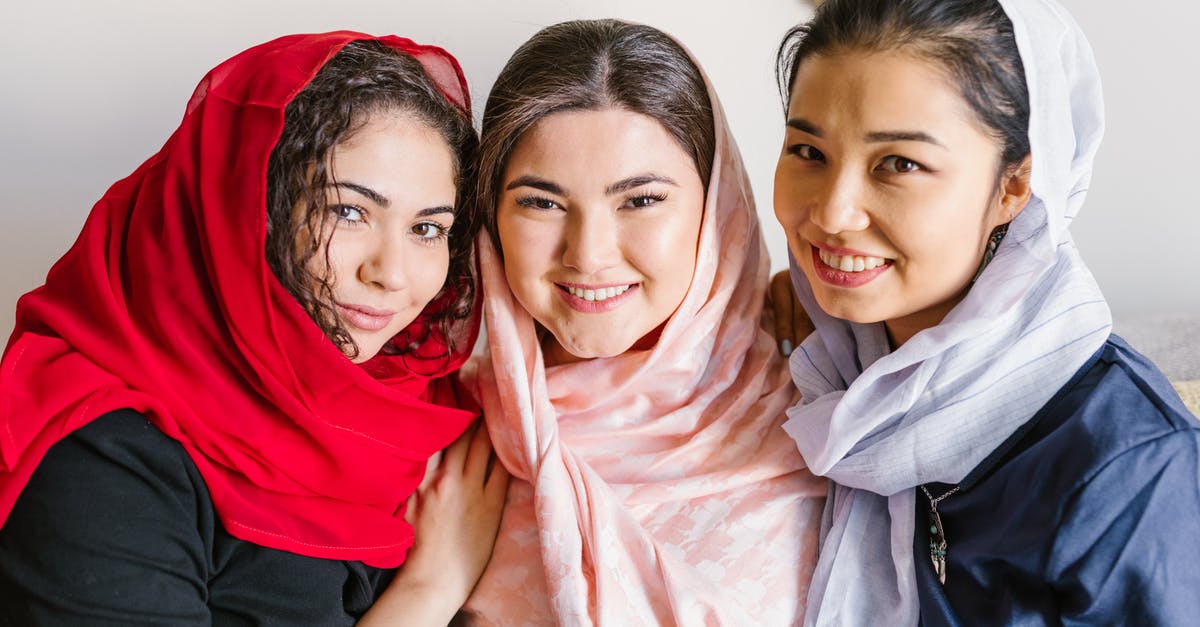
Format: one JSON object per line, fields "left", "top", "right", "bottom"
{"left": 0, "top": 32, "right": 479, "bottom": 568}
{"left": 461, "top": 46, "right": 826, "bottom": 626}
{"left": 783, "top": 1, "right": 1112, "bottom": 624}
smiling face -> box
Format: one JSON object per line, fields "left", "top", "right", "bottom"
{"left": 497, "top": 107, "right": 706, "bottom": 366}
{"left": 307, "top": 111, "right": 458, "bottom": 362}
{"left": 774, "top": 51, "right": 1030, "bottom": 347}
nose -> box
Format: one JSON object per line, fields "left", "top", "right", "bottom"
{"left": 358, "top": 233, "right": 409, "bottom": 292}
{"left": 561, "top": 206, "right": 621, "bottom": 275}
{"left": 807, "top": 169, "right": 871, "bottom": 235}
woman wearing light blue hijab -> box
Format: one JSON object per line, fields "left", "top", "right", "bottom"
{"left": 773, "top": 0, "right": 1200, "bottom": 624}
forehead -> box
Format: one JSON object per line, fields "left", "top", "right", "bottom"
{"left": 788, "top": 50, "right": 981, "bottom": 138}
{"left": 504, "top": 108, "right": 696, "bottom": 182}
{"left": 330, "top": 112, "right": 457, "bottom": 196}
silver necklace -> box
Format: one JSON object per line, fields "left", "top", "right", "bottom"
{"left": 920, "top": 484, "right": 960, "bottom": 585}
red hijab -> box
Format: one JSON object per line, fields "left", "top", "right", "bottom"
{"left": 0, "top": 32, "right": 480, "bottom": 568}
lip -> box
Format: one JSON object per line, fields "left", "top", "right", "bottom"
{"left": 555, "top": 282, "right": 639, "bottom": 313}
{"left": 809, "top": 244, "right": 892, "bottom": 288}
{"left": 335, "top": 302, "right": 397, "bottom": 332}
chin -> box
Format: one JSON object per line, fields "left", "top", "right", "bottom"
{"left": 551, "top": 331, "right": 637, "bottom": 363}
{"left": 810, "top": 293, "right": 885, "bottom": 326}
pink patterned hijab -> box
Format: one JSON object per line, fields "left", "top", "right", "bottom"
{"left": 460, "top": 28, "right": 826, "bottom": 625}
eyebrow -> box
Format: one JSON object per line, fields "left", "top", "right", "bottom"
{"left": 333, "top": 181, "right": 389, "bottom": 208}
{"left": 605, "top": 174, "right": 678, "bottom": 195}
{"left": 787, "top": 118, "right": 824, "bottom": 137}
{"left": 505, "top": 175, "right": 563, "bottom": 195}
{"left": 334, "top": 182, "right": 453, "bottom": 217}
{"left": 787, "top": 117, "right": 946, "bottom": 148}
{"left": 504, "top": 173, "right": 679, "bottom": 197}
{"left": 864, "top": 130, "right": 946, "bottom": 148}
{"left": 416, "top": 206, "right": 454, "bottom": 217}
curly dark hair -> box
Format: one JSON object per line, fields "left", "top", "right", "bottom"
{"left": 477, "top": 19, "right": 714, "bottom": 253}
{"left": 265, "top": 40, "right": 479, "bottom": 360}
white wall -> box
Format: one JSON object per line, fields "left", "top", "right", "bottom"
{"left": 1, "top": 0, "right": 1195, "bottom": 340}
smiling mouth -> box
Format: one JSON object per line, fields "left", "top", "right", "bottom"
{"left": 559, "top": 284, "right": 634, "bottom": 302}
{"left": 816, "top": 249, "right": 892, "bottom": 273}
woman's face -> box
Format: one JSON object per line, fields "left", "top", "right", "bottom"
{"left": 774, "top": 51, "right": 1029, "bottom": 347}
{"left": 497, "top": 107, "right": 705, "bottom": 366}
{"left": 307, "top": 112, "right": 457, "bottom": 362}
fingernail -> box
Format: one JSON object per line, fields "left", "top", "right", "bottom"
{"left": 780, "top": 339, "right": 794, "bottom": 357}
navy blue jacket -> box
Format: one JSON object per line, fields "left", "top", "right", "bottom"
{"left": 916, "top": 336, "right": 1200, "bottom": 626}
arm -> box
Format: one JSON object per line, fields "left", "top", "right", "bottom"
{"left": 0, "top": 411, "right": 211, "bottom": 626}
{"left": 1050, "top": 429, "right": 1200, "bottom": 626}
{"left": 358, "top": 422, "right": 510, "bottom": 627}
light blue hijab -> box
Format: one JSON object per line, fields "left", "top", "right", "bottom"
{"left": 783, "top": 1, "right": 1112, "bottom": 624}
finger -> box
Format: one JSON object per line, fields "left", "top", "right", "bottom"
{"left": 463, "top": 420, "right": 495, "bottom": 480}
{"left": 416, "top": 451, "right": 442, "bottom": 491}
{"left": 402, "top": 492, "right": 419, "bottom": 526}
{"left": 770, "top": 271, "right": 796, "bottom": 355}
{"left": 483, "top": 458, "right": 510, "bottom": 504}
{"left": 441, "top": 421, "right": 478, "bottom": 472}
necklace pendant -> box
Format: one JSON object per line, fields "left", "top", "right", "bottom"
{"left": 928, "top": 510, "right": 949, "bottom": 585}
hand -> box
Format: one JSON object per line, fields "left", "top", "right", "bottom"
{"left": 767, "top": 270, "right": 814, "bottom": 356}
{"left": 359, "top": 422, "right": 510, "bottom": 626}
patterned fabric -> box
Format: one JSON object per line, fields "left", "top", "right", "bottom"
{"left": 459, "top": 40, "right": 826, "bottom": 626}
{"left": 782, "top": 1, "right": 1114, "bottom": 625}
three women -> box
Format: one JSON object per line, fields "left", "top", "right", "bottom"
{"left": 3, "top": 1, "right": 1196, "bottom": 624}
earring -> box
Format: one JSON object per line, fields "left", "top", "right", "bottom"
{"left": 971, "top": 222, "right": 1009, "bottom": 284}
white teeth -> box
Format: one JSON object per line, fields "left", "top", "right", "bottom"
{"left": 818, "top": 249, "right": 888, "bottom": 273}
{"left": 566, "top": 285, "right": 632, "bottom": 301}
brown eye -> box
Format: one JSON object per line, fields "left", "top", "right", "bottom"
{"left": 623, "top": 193, "right": 668, "bottom": 209}
{"left": 788, "top": 144, "right": 826, "bottom": 162}
{"left": 516, "top": 196, "right": 561, "bottom": 211}
{"left": 411, "top": 222, "right": 449, "bottom": 244}
{"left": 331, "top": 204, "right": 366, "bottom": 223}
{"left": 877, "top": 156, "right": 922, "bottom": 173}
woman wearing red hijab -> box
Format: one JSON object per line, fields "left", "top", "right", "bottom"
{"left": 0, "top": 32, "right": 507, "bottom": 625}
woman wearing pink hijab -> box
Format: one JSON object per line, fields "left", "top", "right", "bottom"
{"left": 459, "top": 19, "right": 826, "bottom": 625}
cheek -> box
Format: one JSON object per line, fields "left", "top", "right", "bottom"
{"left": 772, "top": 164, "right": 798, "bottom": 222}
{"left": 634, "top": 209, "right": 702, "bottom": 288}
{"left": 773, "top": 168, "right": 818, "bottom": 234}
{"left": 497, "top": 215, "right": 558, "bottom": 301}
{"left": 313, "top": 233, "right": 353, "bottom": 287}
{"left": 890, "top": 186, "right": 992, "bottom": 261}
{"left": 421, "top": 248, "right": 452, "bottom": 298}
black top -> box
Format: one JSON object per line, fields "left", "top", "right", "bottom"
{"left": 0, "top": 409, "right": 396, "bottom": 626}
{"left": 916, "top": 336, "right": 1200, "bottom": 626}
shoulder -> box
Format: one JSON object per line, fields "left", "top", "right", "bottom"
{"left": 1037, "top": 335, "right": 1198, "bottom": 472}
{"left": 0, "top": 409, "right": 216, "bottom": 624}
{"left": 34, "top": 408, "right": 210, "bottom": 507}
{"left": 1042, "top": 343, "right": 1200, "bottom": 623}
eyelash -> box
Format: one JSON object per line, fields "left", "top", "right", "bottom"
{"left": 411, "top": 222, "right": 450, "bottom": 246}
{"left": 331, "top": 204, "right": 367, "bottom": 224}
{"left": 786, "top": 145, "right": 927, "bottom": 174}
{"left": 331, "top": 205, "right": 450, "bottom": 246}
{"left": 515, "top": 195, "right": 560, "bottom": 211}
{"left": 876, "top": 155, "right": 924, "bottom": 174}
{"left": 787, "top": 144, "right": 825, "bottom": 162}
{"left": 623, "top": 192, "right": 668, "bottom": 209}
{"left": 514, "top": 192, "right": 669, "bottom": 211}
